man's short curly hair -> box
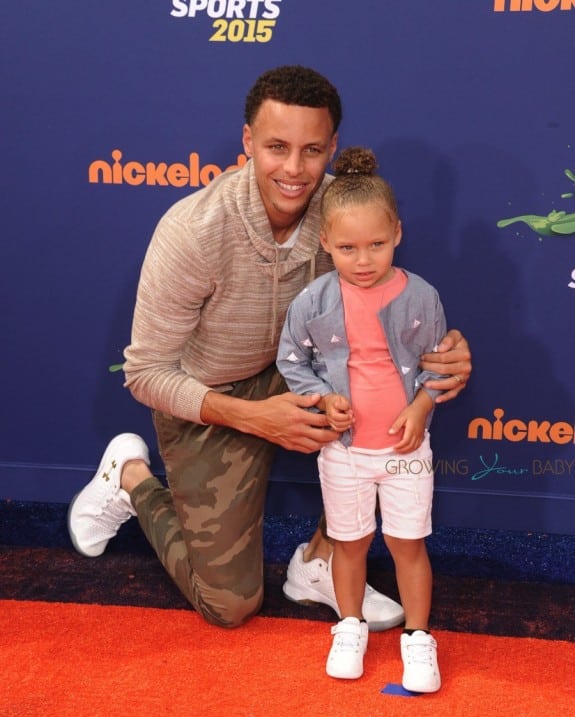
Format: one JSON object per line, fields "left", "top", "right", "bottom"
{"left": 244, "top": 65, "right": 342, "bottom": 133}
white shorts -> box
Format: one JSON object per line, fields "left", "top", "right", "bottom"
{"left": 317, "top": 433, "right": 434, "bottom": 541}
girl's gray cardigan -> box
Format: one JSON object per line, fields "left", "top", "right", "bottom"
{"left": 276, "top": 269, "right": 447, "bottom": 447}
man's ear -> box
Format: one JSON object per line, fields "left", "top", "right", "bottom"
{"left": 329, "top": 132, "right": 338, "bottom": 162}
{"left": 242, "top": 124, "right": 253, "bottom": 157}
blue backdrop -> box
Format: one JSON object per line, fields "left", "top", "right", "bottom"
{"left": 2, "top": 1, "right": 574, "bottom": 533}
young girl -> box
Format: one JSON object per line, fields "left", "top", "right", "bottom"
{"left": 277, "top": 147, "right": 445, "bottom": 692}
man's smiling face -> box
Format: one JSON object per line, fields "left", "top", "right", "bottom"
{"left": 242, "top": 99, "right": 337, "bottom": 241}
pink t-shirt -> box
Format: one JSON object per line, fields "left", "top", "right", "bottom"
{"left": 341, "top": 269, "right": 408, "bottom": 449}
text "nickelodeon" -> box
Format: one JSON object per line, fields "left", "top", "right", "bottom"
{"left": 88, "top": 150, "right": 247, "bottom": 188}
{"left": 494, "top": 0, "right": 574, "bottom": 10}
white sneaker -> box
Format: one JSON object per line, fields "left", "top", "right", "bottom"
{"left": 67, "top": 433, "right": 150, "bottom": 557}
{"left": 326, "top": 617, "right": 369, "bottom": 679}
{"left": 283, "top": 543, "right": 405, "bottom": 632}
{"left": 401, "top": 631, "right": 441, "bottom": 693}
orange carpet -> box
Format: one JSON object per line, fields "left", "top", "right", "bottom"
{"left": 1, "top": 600, "right": 573, "bottom": 717}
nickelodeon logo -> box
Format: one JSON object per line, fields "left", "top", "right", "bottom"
{"left": 494, "top": 0, "right": 574, "bottom": 10}
{"left": 88, "top": 150, "right": 247, "bottom": 188}
{"left": 468, "top": 408, "right": 575, "bottom": 444}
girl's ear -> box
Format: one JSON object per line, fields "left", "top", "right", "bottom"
{"left": 394, "top": 220, "right": 403, "bottom": 247}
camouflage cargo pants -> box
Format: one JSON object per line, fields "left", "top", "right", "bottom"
{"left": 130, "top": 364, "right": 286, "bottom": 628}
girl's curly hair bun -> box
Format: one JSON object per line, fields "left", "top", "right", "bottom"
{"left": 332, "top": 146, "right": 377, "bottom": 178}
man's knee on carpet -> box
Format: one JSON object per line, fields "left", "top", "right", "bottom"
{"left": 194, "top": 585, "right": 264, "bottom": 628}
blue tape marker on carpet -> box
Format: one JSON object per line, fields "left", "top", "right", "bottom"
{"left": 381, "top": 683, "right": 421, "bottom": 697}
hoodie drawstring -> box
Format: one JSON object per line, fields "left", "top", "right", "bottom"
{"left": 270, "top": 253, "right": 317, "bottom": 347}
{"left": 270, "top": 250, "right": 280, "bottom": 346}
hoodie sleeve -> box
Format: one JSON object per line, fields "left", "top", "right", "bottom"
{"left": 276, "top": 290, "right": 335, "bottom": 398}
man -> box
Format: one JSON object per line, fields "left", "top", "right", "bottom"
{"left": 68, "top": 66, "right": 471, "bottom": 629}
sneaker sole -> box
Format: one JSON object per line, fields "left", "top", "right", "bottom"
{"left": 67, "top": 493, "right": 105, "bottom": 558}
{"left": 402, "top": 679, "right": 441, "bottom": 694}
{"left": 326, "top": 666, "right": 364, "bottom": 680}
{"left": 282, "top": 581, "right": 405, "bottom": 632}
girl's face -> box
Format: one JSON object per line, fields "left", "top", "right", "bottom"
{"left": 320, "top": 202, "right": 402, "bottom": 288}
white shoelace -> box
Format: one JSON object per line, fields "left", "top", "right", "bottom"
{"left": 406, "top": 638, "right": 435, "bottom": 665}
{"left": 94, "top": 493, "right": 135, "bottom": 533}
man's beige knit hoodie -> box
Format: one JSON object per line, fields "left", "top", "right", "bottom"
{"left": 123, "top": 159, "right": 333, "bottom": 425}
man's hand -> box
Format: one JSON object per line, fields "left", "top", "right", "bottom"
{"left": 420, "top": 329, "right": 472, "bottom": 404}
{"left": 201, "top": 389, "right": 338, "bottom": 453}
{"left": 241, "top": 392, "right": 341, "bottom": 452}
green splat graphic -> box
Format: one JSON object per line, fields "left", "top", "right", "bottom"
{"left": 497, "top": 210, "right": 575, "bottom": 237}
{"left": 497, "top": 168, "right": 575, "bottom": 239}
